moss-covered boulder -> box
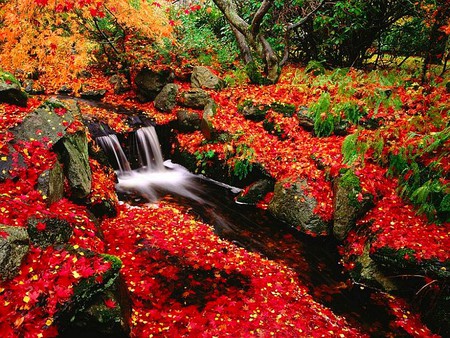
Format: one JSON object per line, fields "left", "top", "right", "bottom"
{"left": 201, "top": 100, "right": 217, "bottom": 140}
{"left": 134, "top": 68, "right": 173, "bottom": 102}
{"left": 0, "top": 70, "right": 28, "bottom": 107}
{"left": 237, "top": 100, "right": 269, "bottom": 121}
{"left": 0, "top": 225, "right": 29, "bottom": 280}
{"left": 154, "top": 83, "right": 178, "bottom": 112}
{"left": 268, "top": 179, "right": 330, "bottom": 235}
{"left": 191, "top": 66, "right": 225, "bottom": 90}
{"left": 178, "top": 88, "right": 211, "bottom": 109}
{"left": 177, "top": 109, "right": 201, "bottom": 132}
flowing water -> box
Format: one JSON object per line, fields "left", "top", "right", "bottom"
{"left": 96, "top": 126, "right": 396, "bottom": 336}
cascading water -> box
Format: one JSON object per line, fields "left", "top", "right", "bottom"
{"left": 96, "top": 126, "right": 203, "bottom": 202}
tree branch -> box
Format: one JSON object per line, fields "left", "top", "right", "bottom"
{"left": 250, "top": 0, "right": 274, "bottom": 37}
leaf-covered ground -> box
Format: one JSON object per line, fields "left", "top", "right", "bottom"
{"left": 0, "top": 63, "right": 448, "bottom": 336}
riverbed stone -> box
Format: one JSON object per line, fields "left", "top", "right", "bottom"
{"left": 191, "top": 66, "right": 224, "bottom": 90}
{"left": 154, "top": 83, "right": 178, "bottom": 112}
{"left": 236, "top": 179, "right": 274, "bottom": 205}
{"left": 268, "top": 179, "right": 329, "bottom": 235}
{"left": 0, "top": 225, "right": 30, "bottom": 280}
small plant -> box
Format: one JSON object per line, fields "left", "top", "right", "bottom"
{"left": 305, "top": 60, "right": 326, "bottom": 76}
{"left": 334, "top": 101, "right": 367, "bottom": 124}
{"left": 194, "top": 150, "right": 216, "bottom": 174}
{"left": 227, "top": 144, "right": 255, "bottom": 180}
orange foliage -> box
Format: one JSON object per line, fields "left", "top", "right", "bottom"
{"left": 0, "top": 0, "right": 172, "bottom": 87}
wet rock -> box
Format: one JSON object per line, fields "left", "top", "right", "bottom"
{"left": 268, "top": 179, "right": 329, "bottom": 235}
{"left": 177, "top": 109, "right": 201, "bottom": 132}
{"left": 154, "top": 83, "right": 178, "bottom": 112}
{"left": 201, "top": 100, "right": 217, "bottom": 140}
{"left": 134, "top": 68, "right": 174, "bottom": 102}
{"left": 178, "top": 88, "right": 211, "bottom": 109}
{"left": 80, "top": 89, "right": 107, "bottom": 101}
{"left": 0, "top": 71, "right": 28, "bottom": 107}
{"left": 191, "top": 66, "right": 224, "bottom": 90}
{"left": 60, "top": 130, "right": 92, "bottom": 199}
{"left": 0, "top": 225, "right": 29, "bottom": 280}
{"left": 37, "top": 161, "right": 64, "bottom": 205}
{"left": 27, "top": 218, "right": 73, "bottom": 248}
{"left": 109, "top": 75, "right": 130, "bottom": 94}
{"left": 236, "top": 179, "right": 274, "bottom": 205}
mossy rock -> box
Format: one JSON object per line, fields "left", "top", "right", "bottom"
{"left": 0, "top": 70, "right": 28, "bottom": 107}
{"left": 0, "top": 225, "right": 29, "bottom": 281}
{"left": 371, "top": 246, "right": 450, "bottom": 280}
{"left": 27, "top": 218, "right": 73, "bottom": 248}
{"left": 270, "top": 102, "right": 296, "bottom": 117}
{"left": 237, "top": 100, "right": 269, "bottom": 121}
{"left": 236, "top": 179, "right": 274, "bottom": 205}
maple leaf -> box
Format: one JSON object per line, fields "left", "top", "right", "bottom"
{"left": 104, "top": 298, "right": 117, "bottom": 309}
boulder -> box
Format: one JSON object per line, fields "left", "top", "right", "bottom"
{"left": 13, "top": 98, "right": 78, "bottom": 145}
{"left": 0, "top": 225, "right": 30, "bottom": 280}
{"left": 177, "top": 110, "right": 201, "bottom": 132}
{"left": 37, "top": 161, "right": 64, "bottom": 205}
{"left": 0, "top": 71, "right": 28, "bottom": 107}
{"left": 297, "top": 107, "right": 314, "bottom": 132}
{"left": 268, "top": 179, "right": 329, "bottom": 235}
{"left": 236, "top": 179, "right": 274, "bottom": 205}
{"left": 60, "top": 131, "right": 92, "bottom": 199}
{"left": 27, "top": 218, "right": 73, "bottom": 248}
{"left": 154, "top": 83, "right": 178, "bottom": 112}
{"left": 178, "top": 88, "right": 211, "bottom": 109}
{"left": 109, "top": 75, "right": 130, "bottom": 94}
{"left": 237, "top": 100, "right": 268, "bottom": 121}
{"left": 134, "top": 68, "right": 174, "bottom": 102}
{"left": 201, "top": 100, "right": 217, "bottom": 140}
{"left": 333, "top": 169, "right": 373, "bottom": 241}
{"left": 191, "top": 66, "right": 224, "bottom": 90}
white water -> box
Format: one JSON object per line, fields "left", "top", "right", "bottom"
{"left": 96, "top": 126, "right": 203, "bottom": 202}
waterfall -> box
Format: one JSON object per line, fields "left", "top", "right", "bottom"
{"left": 96, "top": 126, "right": 203, "bottom": 202}
{"left": 96, "top": 134, "right": 131, "bottom": 172}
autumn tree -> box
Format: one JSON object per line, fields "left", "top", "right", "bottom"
{"left": 210, "top": 0, "right": 324, "bottom": 84}
{"left": 0, "top": 0, "right": 172, "bottom": 87}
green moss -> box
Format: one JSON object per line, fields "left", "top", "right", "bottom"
{"left": 270, "top": 102, "right": 296, "bottom": 117}
{"left": 338, "top": 169, "right": 361, "bottom": 206}
{"left": 0, "top": 70, "right": 21, "bottom": 86}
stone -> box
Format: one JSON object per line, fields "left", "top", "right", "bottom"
{"left": 178, "top": 88, "right": 211, "bottom": 109}
{"left": 0, "top": 71, "right": 28, "bottom": 107}
{"left": 237, "top": 100, "right": 268, "bottom": 121}
{"left": 23, "top": 79, "right": 45, "bottom": 95}
{"left": 154, "top": 83, "right": 179, "bottom": 112}
{"left": 58, "top": 85, "right": 73, "bottom": 94}
{"left": 60, "top": 131, "right": 92, "bottom": 199}
{"left": 236, "top": 179, "right": 274, "bottom": 205}
{"left": 191, "top": 66, "right": 224, "bottom": 90}
{"left": 37, "top": 161, "right": 64, "bottom": 205}
{"left": 27, "top": 218, "right": 73, "bottom": 248}
{"left": 297, "top": 107, "right": 314, "bottom": 132}
{"left": 177, "top": 109, "right": 201, "bottom": 132}
{"left": 134, "top": 68, "right": 174, "bottom": 102}
{"left": 332, "top": 169, "right": 373, "bottom": 241}
{"left": 109, "top": 75, "right": 130, "bottom": 94}
{"left": 13, "top": 98, "right": 78, "bottom": 145}
{"left": 201, "top": 100, "right": 217, "bottom": 140}
{"left": 268, "top": 179, "right": 329, "bottom": 235}
{"left": 0, "top": 225, "right": 29, "bottom": 280}
{"left": 80, "top": 89, "right": 107, "bottom": 101}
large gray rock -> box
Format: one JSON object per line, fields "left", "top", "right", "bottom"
{"left": 27, "top": 218, "right": 73, "bottom": 248}
{"left": 178, "top": 89, "right": 211, "bottom": 109}
{"left": 191, "top": 66, "right": 224, "bottom": 90}
{"left": 134, "top": 68, "right": 174, "bottom": 102}
{"left": 177, "top": 109, "right": 201, "bottom": 132}
{"left": 154, "top": 83, "right": 178, "bottom": 112}
{"left": 268, "top": 179, "right": 329, "bottom": 235}
{"left": 201, "top": 100, "right": 217, "bottom": 140}
{"left": 61, "top": 131, "right": 92, "bottom": 199}
{"left": 236, "top": 179, "right": 274, "bottom": 205}
{"left": 0, "top": 225, "right": 29, "bottom": 280}
{"left": 0, "top": 71, "right": 28, "bottom": 107}
{"left": 37, "top": 161, "right": 64, "bottom": 205}
{"left": 13, "top": 98, "right": 78, "bottom": 145}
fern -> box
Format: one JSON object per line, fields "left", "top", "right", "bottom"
{"left": 342, "top": 133, "right": 359, "bottom": 164}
